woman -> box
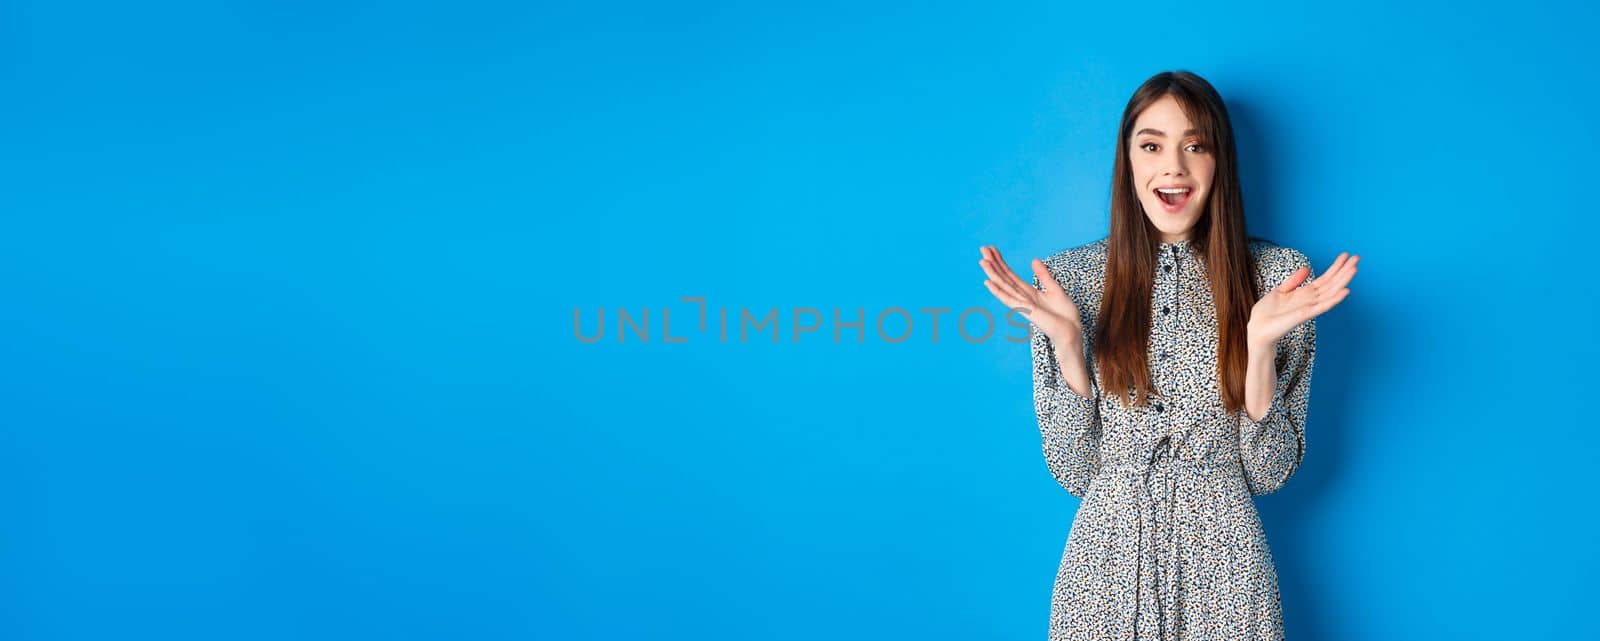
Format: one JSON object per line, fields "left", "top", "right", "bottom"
{"left": 978, "top": 70, "right": 1360, "bottom": 640}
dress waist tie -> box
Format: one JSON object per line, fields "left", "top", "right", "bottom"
{"left": 1095, "top": 436, "right": 1228, "bottom": 641}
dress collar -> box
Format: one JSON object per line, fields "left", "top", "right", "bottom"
{"left": 1156, "top": 238, "right": 1193, "bottom": 254}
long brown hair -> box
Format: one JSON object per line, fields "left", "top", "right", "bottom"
{"left": 1093, "top": 70, "right": 1260, "bottom": 414}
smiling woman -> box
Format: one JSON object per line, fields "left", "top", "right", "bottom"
{"left": 977, "top": 70, "right": 1360, "bottom": 641}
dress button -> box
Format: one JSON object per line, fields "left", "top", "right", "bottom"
{"left": 1163, "top": 264, "right": 1172, "bottom": 272}
{"left": 1154, "top": 403, "right": 1164, "bottom": 412}
{"left": 1161, "top": 306, "right": 1170, "bottom": 315}
{"left": 1159, "top": 350, "right": 1168, "bottom": 359}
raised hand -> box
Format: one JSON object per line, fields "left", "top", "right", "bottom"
{"left": 1248, "top": 251, "right": 1360, "bottom": 350}
{"left": 978, "top": 245, "right": 1083, "bottom": 343}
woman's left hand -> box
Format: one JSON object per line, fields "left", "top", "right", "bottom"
{"left": 1248, "top": 251, "right": 1360, "bottom": 350}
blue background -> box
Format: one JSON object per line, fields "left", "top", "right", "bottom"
{"left": 5, "top": 1, "right": 1596, "bottom": 639}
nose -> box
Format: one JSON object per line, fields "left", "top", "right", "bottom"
{"left": 1163, "top": 149, "right": 1188, "bottom": 177}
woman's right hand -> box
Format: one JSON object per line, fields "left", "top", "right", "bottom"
{"left": 978, "top": 245, "right": 1083, "bottom": 344}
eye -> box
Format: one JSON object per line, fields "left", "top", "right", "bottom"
{"left": 1186, "top": 143, "right": 1207, "bottom": 153}
{"left": 1139, "top": 142, "right": 1159, "bottom": 152}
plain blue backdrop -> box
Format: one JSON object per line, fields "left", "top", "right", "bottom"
{"left": 4, "top": 1, "right": 1597, "bottom": 639}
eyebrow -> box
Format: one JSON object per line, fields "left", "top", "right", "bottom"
{"left": 1135, "top": 128, "right": 1199, "bottom": 138}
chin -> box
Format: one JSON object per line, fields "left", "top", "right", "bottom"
{"left": 1143, "top": 204, "right": 1203, "bottom": 237}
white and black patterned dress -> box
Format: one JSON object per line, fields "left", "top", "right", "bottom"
{"left": 1030, "top": 236, "right": 1316, "bottom": 641}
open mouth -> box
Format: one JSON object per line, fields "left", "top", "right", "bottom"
{"left": 1153, "top": 187, "right": 1193, "bottom": 211}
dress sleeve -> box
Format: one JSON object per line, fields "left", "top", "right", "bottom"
{"left": 1030, "top": 269, "right": 1102, "bottom": 498}
{"left": 1238, "top": 252, "right": 1317, "bottom": 496}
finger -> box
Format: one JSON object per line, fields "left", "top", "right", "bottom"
{"left": 983, "top": 279, "right": 1032, "bottom": 314}
{"left": 1316, "top": 252, "right": 1348, "bottom": 285}
{"left": 977, "top": 255, "right": 1009, "bottom": 285}
{"left": 1325, "top": 254, "right": 1359, "bottom": 291}
{"left": 1275, "top": 265, "right": 1310, "bottom": 293}
{"left": 1306, "top": 287, "right": 1351, "bottom": 321}
{"left": 982, "top": 277, "right": 1018, "bottom": 307}
{"left": 991, "top": 247, "right": 1045, "bottom": 301}
{"left": 980, "top": 257, "right": 1033, "bottom": 303}
{"left": 1306, "top": 254, "right": 1358, "bottom": 297}
{"left": 989, "top": 244, "right": 1011, "bottom": 270}
{"left": 992, "top": 247, "right": 1034, "bottom": 291}
{"left": 980, "top": 244, "right": 998, "bottom": 266}
{"left": 1030, "top": 259, "right": 1059, "bottom": 293}
{"left": 1296, "top": 286, "right": 1351, "bottom": 322}
{"left": 1307, "top": 252, "right": 1344, "bottom": 289}
{"left": 981, "top": 246, "right": 1031, "bottom": 295}
{"left": 1009, "top": 255, "right": 1057, "bottom": 300}
{"left": 1302, "top": 267, "right": 1353, "bottom": 308}
{"left": 1291, "top": 252, "right": 1341, "bottom": 296}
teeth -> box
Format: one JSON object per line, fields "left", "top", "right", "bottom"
{"left": 1156, "top": 188, "right": 1191, "bottom": 194}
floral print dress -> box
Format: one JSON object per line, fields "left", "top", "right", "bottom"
{"left": 1029, "top": 236, "right": 1316, "bottom": 641}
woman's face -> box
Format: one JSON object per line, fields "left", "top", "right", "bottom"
{"left": 1128, "top": 94, "right": 1215, "bottom": 243}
